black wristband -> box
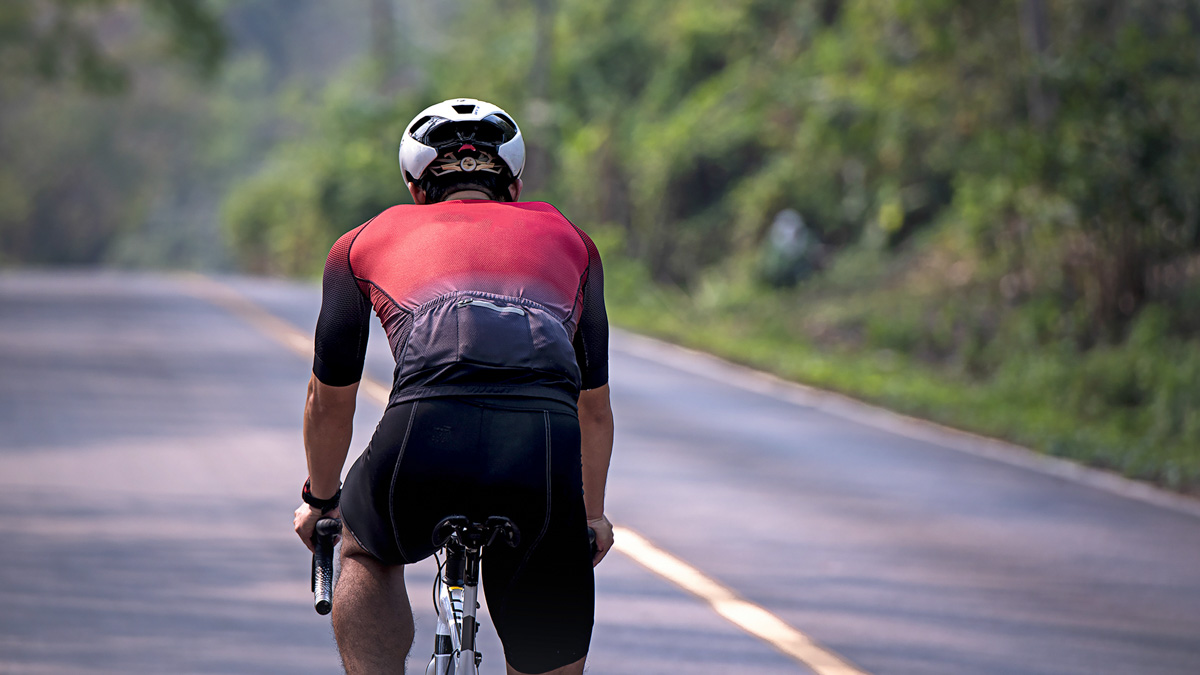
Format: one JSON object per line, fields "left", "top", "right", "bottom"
{"left": 302, "top": 478, "right": 341, "bottom": 514}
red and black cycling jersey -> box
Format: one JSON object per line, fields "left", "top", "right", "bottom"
{"left": 312, "top": 200, "right": 608, "bottom": 408}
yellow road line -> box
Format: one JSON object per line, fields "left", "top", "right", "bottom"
{"left": 358, "top": 378, "right": 391, "bottom": 405}
{"left": 613, "top": 527, "right": 868, "bottom": 675}
{"left": 187, "top": 273, "right": 868, "bottom": 674}
{"left": 614, "top": 526, "right": 868, "bottom": 672}
{"left": 180, "top": 274, "right": 393, "bottom": 404}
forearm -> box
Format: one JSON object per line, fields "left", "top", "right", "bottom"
{"left": 303, "top": 375, "right": 359, "bottom": 499}
{"left": 578, "top": 385, "right": 614, "bottom": 519}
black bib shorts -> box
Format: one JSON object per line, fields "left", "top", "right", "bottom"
{"left": 339, "top": 396, "right": 595, "bottom": 674}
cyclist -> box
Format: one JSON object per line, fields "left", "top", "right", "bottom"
{"left": 293, "top": 98, "right": 614, "bottom": 675}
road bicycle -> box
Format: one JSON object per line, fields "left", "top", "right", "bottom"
{"left": 311, "top": 516, "right": 597, "bottom": 674}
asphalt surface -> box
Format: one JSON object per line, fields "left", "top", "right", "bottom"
{"left": 2, "top": 270, "right": 1199, "bottom": 674}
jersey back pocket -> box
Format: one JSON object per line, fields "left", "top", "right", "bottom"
{"left": 399, "top": 292, "right": 579, "bottom": 385}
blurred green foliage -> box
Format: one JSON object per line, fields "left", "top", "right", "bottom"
{"left": 0, "top": 0, "right": 363, "bottom": 268}
{"left": 0, "top": 0, "right": 225, "bottom": 93}
{"left": 226, "top": 1, "right": 1200, "bottom": 325}
{"left": 222, "top": 86, "right": 407, "bottom": 274}
{"left": 0, "top": 0, "right": 227, "bottom": 266}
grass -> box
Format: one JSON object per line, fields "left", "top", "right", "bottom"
{"left": 595, "top": 228, "right": 1200, "bottom": 495}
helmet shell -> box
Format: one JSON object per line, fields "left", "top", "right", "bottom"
{"left": 398, "top": 98, "right": 525, "bottom": 182}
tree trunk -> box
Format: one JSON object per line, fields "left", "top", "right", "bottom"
{"left": 819, "top": 0, "right": 841, "bottom": 25}
{"left": 522, "top": 0, "right": 555, "bottom": 192}
{"left": 369, "top": 0, "right": 397, "bottom": 92}
{"left": 1018, "top": 0, "right": 1056, "bottom": 129}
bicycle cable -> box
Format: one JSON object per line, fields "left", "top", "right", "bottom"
{"left": 432, "top": 551, "right": 444, "bottom": 614}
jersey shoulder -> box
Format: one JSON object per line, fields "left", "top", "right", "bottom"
{"left": 509, "top": 201, "right": 599, "bottom": 257}
{"left": 339, "top": 205, "right": 419, "bottom": 269}
{"left": 326, "top": 221, "right": 371, "bottom": 271}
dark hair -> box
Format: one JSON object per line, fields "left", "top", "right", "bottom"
{"left": 416, "top": 170, "right": 516, "bottom": 203}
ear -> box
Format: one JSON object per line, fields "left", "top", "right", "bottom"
{"left": 407, "top": 181, "right": 427, "bottom": 205}
{"left": 508, "top": 178, "right": 523, "bottom": 202}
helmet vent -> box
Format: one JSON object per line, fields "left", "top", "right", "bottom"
{"left": 408, "top": 116, "right": 433, "bottom": 135}
{"left": 452, "top": 104, "right": 476, "bottom": 114}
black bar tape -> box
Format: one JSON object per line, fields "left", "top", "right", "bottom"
{"left": 312, "top": 518, "right": 341, "bottom": 615}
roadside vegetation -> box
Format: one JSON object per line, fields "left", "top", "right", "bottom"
{"left": 2, "top": 1, "right": 1197, "bottom": 492}
{"left": 598, "top": 228, "right": 1200, "bottom": 493}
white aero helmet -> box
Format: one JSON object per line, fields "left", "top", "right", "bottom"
{"left": 398, "top": 98, "right": 525, "bottom": 183}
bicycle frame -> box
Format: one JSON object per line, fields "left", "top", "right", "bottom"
{"left": 427, "top": 548, "right": 479, "bottom": 675}
{"left": 426, "top": 516, "right": 519, "bottom": 675}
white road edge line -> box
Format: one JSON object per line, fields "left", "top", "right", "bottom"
{"left": 185, "top": 274, "right": 866, "bottom": 672}
{"left": 613, "top": 526, "right": 868, "bottom": 675}
{"left": 611, "top": 330, "right": 1200, "bottom": 520}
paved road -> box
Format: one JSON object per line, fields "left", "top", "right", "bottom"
{"left": 2, "top": 270, "right": 1199, "bottom": 674}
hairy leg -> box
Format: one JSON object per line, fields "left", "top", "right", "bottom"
{"left": 333, "top": 531, "right": 414, "bottom": 674}
{"left": 506, "top": 655, "right": 586, "bottom": 675}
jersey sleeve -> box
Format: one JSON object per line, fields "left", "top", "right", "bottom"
{"left": 312, "top": 226, "right": 371, "bottom": 386}
{"left": 572, "top": 229, "right": 609, "bottom": 390}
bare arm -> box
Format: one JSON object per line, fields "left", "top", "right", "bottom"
{"left": 304, "top": 374, "right": 358, "bottom": 496}
{"left": 294, "top": 374, "right": 359, "bottom": 550}
{"left": 578, "top": 384, "right": 614, "bottom": 564}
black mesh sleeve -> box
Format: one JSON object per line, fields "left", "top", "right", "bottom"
{"left": 572, "top": 229, "right": 609, "bottom": 390}
{"left": 313, "top": 227, "right": 371, "bottom": 386}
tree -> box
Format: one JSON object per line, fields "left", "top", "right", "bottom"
{"left": 0, "top": 0, "right": 226, "bottom": 266}
{"left": 0, "top": 0, "right": 225, "bottom": 93}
